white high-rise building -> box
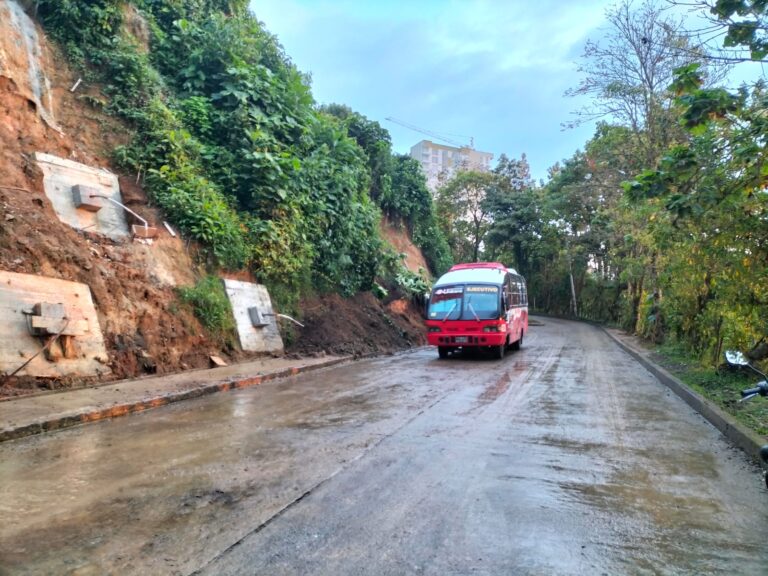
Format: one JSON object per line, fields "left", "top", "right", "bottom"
{"left": 410, "top": 140, "right": 493, "bottom": 192}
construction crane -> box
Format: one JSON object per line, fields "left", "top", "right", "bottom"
{"left": 385, "top": 117, "right": 474, "bottom": 149}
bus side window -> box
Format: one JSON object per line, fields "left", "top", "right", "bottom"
{"left": 511, "top": 276, "right": 523, "bottom": 307}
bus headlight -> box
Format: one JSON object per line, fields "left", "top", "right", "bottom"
{"left": 483, "top": 325, "right": 500, "bottom": 332}
{"left": 428, "top": 327, "right": 441, "bottom": 333}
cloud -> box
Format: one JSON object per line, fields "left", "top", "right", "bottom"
{"left": 249, "top": 0, "right": 614, "bottom": 179}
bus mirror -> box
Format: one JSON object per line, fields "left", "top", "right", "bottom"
{"left": 422, "top": 294, "right": 430, "bottom": 319}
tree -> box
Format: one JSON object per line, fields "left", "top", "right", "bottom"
{"left": 566, "top": 0, "right": 719, "bottom": 165}
{"left": 494, "top": 153, "right": 533, "bottom": 192}
{"left": 484, "top": 153, "right": 538, "bottom": 274}
{"left": 669, "top": 0, "right": 768, "bottom": 63}
{"left": 623, "top": 65, "right": 768, "bottom": 358}
{"left": 564, "top": 0, "right": 731, "bottom": 328}
{"left": 709, "top": 0, "right": 768, "bottom": 59}
{"left": 435, "top": 171, "right": 496, "bottom": 263}
{"left": 390, "top": 154, "right": 453, "bottom": 275}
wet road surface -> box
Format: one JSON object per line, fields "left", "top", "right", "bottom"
{"left": 1, "top": 318, "right": 767, "bottom": 574}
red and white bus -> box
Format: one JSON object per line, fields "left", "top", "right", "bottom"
{"left": 425, "top": 262, "right": 528, "bottom": 359}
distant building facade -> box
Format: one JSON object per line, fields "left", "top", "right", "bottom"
{"left": 409, "top": 140, "right": 493, "bottom": 192}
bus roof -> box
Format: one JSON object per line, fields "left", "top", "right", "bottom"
{"left": 435, "top": 266, "right": 510, "bottom": 288}
{"left": 449, "top": 262, "right": 506, "bottom": 272}
{"left": 439, "top": 262, "right": 520, "bottom": 288}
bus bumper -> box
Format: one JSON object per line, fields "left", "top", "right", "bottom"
{"left": 427, "top": 333, "right": 506, "bottom": 347}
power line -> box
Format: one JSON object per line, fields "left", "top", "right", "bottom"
{"left": 384, "top": 117, "right": 474, "bottom": 148}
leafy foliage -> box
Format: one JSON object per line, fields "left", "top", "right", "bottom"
{"left": 377, "top": 249, "right": 432, "bottom": 299}
{"left": 699, "top": 0, "right": 768, "bottom": 61}
{"left": 390, "top": 155, "right": 453, "bottom": 275}
{"left": 435, "top": 171, "right": 497, "bottom": 263}
{"left": 483, "top": 0, "right": 768, "bottom": 374}
{"left": 37, "top": 1, "right": 452, "bottom": 304}
{"left": 36, "top": 1, "right": 124, "bottom": 55}
{"left": 176, "top": 275, "right": 237, "bottom": 346}
{"left": 622, "top": 65, "right": 768, "bottom": 361}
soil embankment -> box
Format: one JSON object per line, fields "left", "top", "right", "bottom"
{"left": 0, "top": 4, "right": 425, "bottom": 397}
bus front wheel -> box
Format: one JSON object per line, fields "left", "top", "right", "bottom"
{"left": 493, "top": 344, "right": 505, "bottom": 360}
{"left": 438, "top": 346, "right": 449, "bottom": 359}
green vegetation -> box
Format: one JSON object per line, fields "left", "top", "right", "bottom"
{"left": 436, "top": 171, "right": 497, "bottom": 263}
{"left": 375, "top": 249, "right": 431, "bottom": 301}
{"left": 421, "top": 0, "right": 768, "bottom": 436}
{"left": 654, "top": 341, "right": 768, "bottom": 437}
{"left": 176, "top": 275, "right": 236, "bottom": 346}
{"left": 431, "top": 1, "right": 767, "bottom": 376}
{"left": 35, "top": 0, "right": 448, "bottom": 316}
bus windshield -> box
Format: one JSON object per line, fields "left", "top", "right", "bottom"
{"left": 462, "top": 285, "right": 499, "bottom": 320}
{"left": 428, "top": 285, "right": 500, "bottom": 321}
{"left": 428, "top": 286, "right": 463, "bottom": 320}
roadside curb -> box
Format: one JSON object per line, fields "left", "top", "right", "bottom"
{"left": 0, "top": 356, "right": 350, "bottom": 443}
{"left": 603, "top": 328, "right": 766, "bottom": 462}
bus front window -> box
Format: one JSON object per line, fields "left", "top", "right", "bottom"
{"left": 462, "top": 286, "right": 499, "bottom": 320}
{"left": 428, "top": 287, "right": 463, "bottom": 320}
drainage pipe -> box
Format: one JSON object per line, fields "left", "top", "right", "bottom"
{"left": 264, "top": 313, "right": 305, "bottom": 328}
{"left": 89, "top": 194, "right": 149, "bottom": 233}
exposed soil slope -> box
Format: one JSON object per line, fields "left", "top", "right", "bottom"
{"left": 0, "top": 8, "right": 427, "bottom": 397}
{"left": 380, "top": 218, "right": 430, "bottom": 274}
{"left": 286, "top": 292, "right": 426, "bottom": 358}
{"left": 0, "top": 26, "right": 220, "bottom": 388}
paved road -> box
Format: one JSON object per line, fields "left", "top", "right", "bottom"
{"left": 1, "top": 319, "right": 767, "bottom": 575}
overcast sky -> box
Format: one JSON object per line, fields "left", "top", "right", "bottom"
{"left": 247, "top": 1, "right": 757, "bottom": 182}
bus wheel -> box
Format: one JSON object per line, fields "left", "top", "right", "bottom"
{"left": 438, "top": 346, "right": 449, "bottom": 359}
{"left": 494, "top": 344, "right": 505, "bottom": 360}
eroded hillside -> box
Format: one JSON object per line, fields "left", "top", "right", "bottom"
{"left": 0, "top": 1, "right": 430, "bottom": 396}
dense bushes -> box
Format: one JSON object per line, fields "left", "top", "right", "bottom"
{"left": 36, "top": 1, "right": 447, "bottom": 313}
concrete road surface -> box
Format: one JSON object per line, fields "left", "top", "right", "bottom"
{"left": 1, "top": 318, "right": 767, "bottom": 575}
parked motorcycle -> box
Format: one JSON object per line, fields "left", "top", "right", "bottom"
{"left": 724, "top": 350, "right": 768, "bottom": 489}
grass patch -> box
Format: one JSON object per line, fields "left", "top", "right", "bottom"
{"left": 653, "top": 341, "right": 768, "bottom": 437}
{"left": 176, "top": 276, "right": 237, "bottom": 349}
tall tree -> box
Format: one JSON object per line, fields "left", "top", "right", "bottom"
{"left": 624, "top": 63, "right": 768, "bottom": 357}
{"left": 484, "top": 153, "right": 538, "bottom": 274}
{"left": 435, "top": 171, "right": 496, "bottom": 263}
{"left": 566, "top": 0, "right": 717, "bottom": 165}
{"left": 390, "top": 154, "right": 453, "bottom": 275}
{"left": 494, "top": 153, "right": 533, "bottom": 192}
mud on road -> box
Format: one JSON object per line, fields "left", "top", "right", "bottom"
{"left": 1, "top": 318, "right": 767, "bottom": 575}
